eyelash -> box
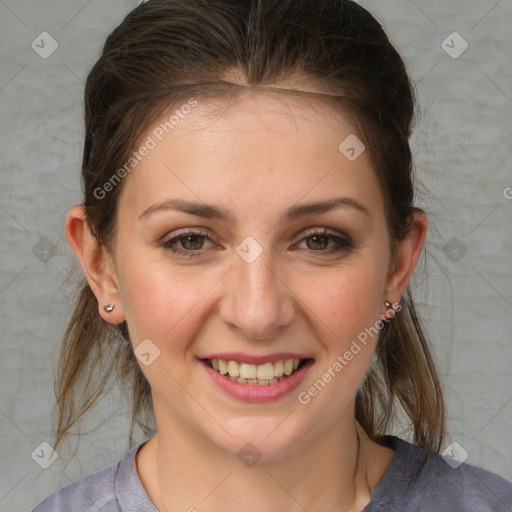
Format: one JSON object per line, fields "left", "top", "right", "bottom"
{"left": 160, "top": 228, "right": 354, "bottom": 258}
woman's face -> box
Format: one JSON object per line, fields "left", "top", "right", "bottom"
{"left": 108, "top": 90, "right": 407, "bottom": 456}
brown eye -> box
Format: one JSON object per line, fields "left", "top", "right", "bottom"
{"left": 305, "top": 234, "right": 330, "bottom": 250}
{"left": 180, "top": 234, "right": 206, "bottom": 251}
{"left": 161, "top": 228, "right": 215, "bottom": 257}
{"left": 295, "top": 229, "right": 353, "bottom": 255}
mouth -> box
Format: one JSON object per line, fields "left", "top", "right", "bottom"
{"left": 202, "top": 357, "right": 312, "bottom": 386}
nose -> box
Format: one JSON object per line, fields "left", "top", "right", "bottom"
{"left": 218, "top": 246, "right": 295, "bottom": 341}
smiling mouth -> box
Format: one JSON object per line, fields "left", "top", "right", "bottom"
{"left": 202, "top": 357, "right": 311, "bottom": 385}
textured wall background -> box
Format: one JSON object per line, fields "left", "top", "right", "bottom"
{"left": 0, "top": 1, "right": 511, "bottom": 511}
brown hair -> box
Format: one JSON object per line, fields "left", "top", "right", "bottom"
{"left": 53, "top": 0, "right": 446, "bottom": 456}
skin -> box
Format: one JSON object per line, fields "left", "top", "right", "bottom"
{"left": 66, "top": 86, "right": 427, "bottom": 512}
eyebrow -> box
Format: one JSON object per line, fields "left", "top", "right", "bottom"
{"left": 138, "top": 196, "right": 372, "bottom": 223}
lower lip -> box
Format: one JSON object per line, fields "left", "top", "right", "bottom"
{"left": 199, "top": 359, "right": 315, "bottom": 403}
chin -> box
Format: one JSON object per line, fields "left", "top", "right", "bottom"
{"left": 207, "top": 417, "right": 307, "bottom": 463}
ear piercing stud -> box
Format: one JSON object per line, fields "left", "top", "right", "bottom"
{"left": 105, "top": 301, "right": 393, "bottom": 314}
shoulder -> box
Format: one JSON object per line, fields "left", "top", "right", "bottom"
{"left": 30, "top": 464, "right": 119, "bottom": 512}
{"left": 369, "top": 436, "right": 512, "bottom": 512}
{"left": 29, "top": 443, "right": 142, "bottom": 512}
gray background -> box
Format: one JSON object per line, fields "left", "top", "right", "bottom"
{"left": 0, "top": 0, "right": 511, "bottom": 510}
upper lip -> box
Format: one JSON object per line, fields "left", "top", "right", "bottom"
{"left": 198, "top": 352, "right": 314, "bottom": 365}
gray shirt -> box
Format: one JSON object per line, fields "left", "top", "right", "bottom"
{"left": 31, "top": 435, "right": 512, "bottom": 511}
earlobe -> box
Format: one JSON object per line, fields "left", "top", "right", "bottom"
{"left": 65, "top": 205, "right": 125, "bottom": 324}
{"left": 384, "top": 211, "right": 428, "bottom": 305}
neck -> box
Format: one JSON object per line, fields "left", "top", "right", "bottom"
{"left": 138, "top": 405, "right": 381, "bottom": 512}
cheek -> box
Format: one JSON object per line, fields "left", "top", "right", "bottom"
{"left": 296, "top": 261, "right": 384, "bottom": 346}
{"left": 292, "top": 266, "right": 384, "bottom": 415}
{"left": 117, "top": 255, "right": 222, "bottom": 344}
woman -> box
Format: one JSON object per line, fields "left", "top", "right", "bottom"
{"left": 31, "top": 0, "right": 512, "bottom": 510}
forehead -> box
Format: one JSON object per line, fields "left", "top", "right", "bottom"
{"left": 160, "top": 88, "right": 357, "bottom": 142}
{"left": 118, "top": 89, "right": 383, "bottom": 225}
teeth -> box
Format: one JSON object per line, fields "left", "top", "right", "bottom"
{"left": 208, "top": 357, "right": 303, "bottom": 383}
{"left": 240, "top": 363, "right": 256, "bottom": 379}
{"left": 273, "top": 360, "right": 284, "bottom": 377}
{"left": 235, "top": 376, "right": 280, "bottom": 385}
{"left": 227, "top": 360, "right": 240, "bottom": 377}
{"left": 218, "top": 360, "right": 228, "bottom": 374}
{"left": 283, "top": 359, "right": 294, "bottom": 376}
{"left": 256, "top": 362, "right": 274, "bottom": 380}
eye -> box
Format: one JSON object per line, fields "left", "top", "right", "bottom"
{"left": 293, "top": 228, "right": 353, "bottom": 255}
{"left": 160, "top": 228, "right": 215, "bottom": 257}
{"left": 160, "top": 227, "right": 354, "bottom": 258}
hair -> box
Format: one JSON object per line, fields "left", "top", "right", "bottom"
{"left": 52, "top": 0, "right": 446, "bottom": 456}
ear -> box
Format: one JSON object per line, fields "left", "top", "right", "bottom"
{"left": 383, "top": 210, "right": 427, "bottom": 307}
{"left": 65, "top": 205, "right": 125, "bottom": 324}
